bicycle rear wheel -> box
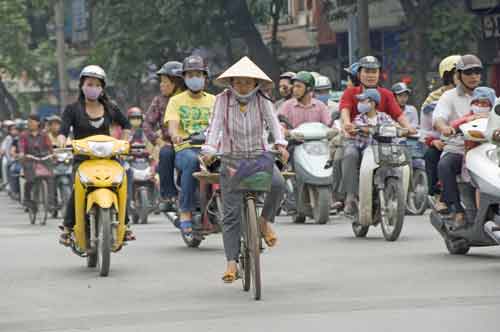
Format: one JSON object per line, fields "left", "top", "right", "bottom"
{"left": 246, "top": 197, "right": 261, "bottom": 300}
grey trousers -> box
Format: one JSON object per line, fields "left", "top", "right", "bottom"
{"left": 220, "top": 165, "right": 285, "bottom": 261}
{"left": 341, "top": 143, "right": 362, "bottom": 196}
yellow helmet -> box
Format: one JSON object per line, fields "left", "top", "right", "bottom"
{"left": 439, "top": 55, "right": 460, "bottom": 78}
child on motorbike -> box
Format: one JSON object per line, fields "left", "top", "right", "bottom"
{"left": 353, "top": 89, "right": 396, "bottom": 149}
{"left": 450, "top": 87, "right": 496, "bottom": 206}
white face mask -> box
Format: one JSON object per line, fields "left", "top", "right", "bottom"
{"left": 471, "top": 105, "right": 490, "bottom": 114}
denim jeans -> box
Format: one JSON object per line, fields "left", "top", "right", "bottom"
{"left": 158, "top": 145, "right": 177, "bottom": 198}
{"left": 174, "top": 148, "right": 200, "bottom": 213}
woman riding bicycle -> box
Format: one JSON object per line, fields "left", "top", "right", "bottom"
{"left": 201, "top": 56, "right": 288, "bottom": 283}
{"left": 57, "top": 65, "right": 133, "bottom": 245}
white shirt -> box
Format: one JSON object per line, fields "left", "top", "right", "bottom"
{"left": 432, "top": 85, "right": 473, "bottom": 155}
{"left": 432, "top": 85, "right": 473, "bottom": 126}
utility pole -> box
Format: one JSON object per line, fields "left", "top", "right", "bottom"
{"left": 54, "top": 0, "right": 68, "bottom": 111}
{"left": 357, "top": 0, "right": 370, "bottom": 56}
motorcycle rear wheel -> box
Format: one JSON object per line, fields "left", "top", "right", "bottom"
{"left": 406, "top": 169, "right": 428, "bottom": 215}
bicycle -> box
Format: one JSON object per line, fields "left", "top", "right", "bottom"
{"left": 221, "top": 150, "right": 277, "bottom": 301}
{"left": 24, "top": 154, "right": 54, "bottom": 225}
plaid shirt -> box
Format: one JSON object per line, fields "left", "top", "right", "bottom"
{"left": 203, "top": 90, "right": 286, "bottom": 154}
{"left": 144, "top": 95, "right": 170, "bottom": 143}
{"left": 353, "top": 111, "right": 395, "bottom": 148}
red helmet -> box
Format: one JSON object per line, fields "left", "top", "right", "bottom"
{"left": 127, "top": 107, "right": 143, "bottom": 118}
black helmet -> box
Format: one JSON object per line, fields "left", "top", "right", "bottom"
{"left": 456, "top": 54, "right": 483, "bottom": 72}
{"left": 156, "top": 61, "right": 183, "bottom": 78}
{"left": 182, "top": 55, "right": 209, "bottom": 75}
{"left": 28, "top": 113, "right": 41, "bottom": 122}
{"left": 358, "top": 56, "right": 381, "bottom": 70}
{"left": 391, "top": 82, "right": 411, "bottom": 95}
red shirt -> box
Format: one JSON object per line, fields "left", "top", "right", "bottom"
{"left": 339, "top": 86, "right": 402, "bottom": 122}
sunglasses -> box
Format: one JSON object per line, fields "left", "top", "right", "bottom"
{"left": 462, "top": 68, "right": 482, "bottom": 76}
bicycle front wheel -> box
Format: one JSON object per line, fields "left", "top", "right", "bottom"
{"left": 245, "top": 197, "right": 261, "bottom": 301}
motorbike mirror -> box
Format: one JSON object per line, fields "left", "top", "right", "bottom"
{"left": 278, "top": 115, "right": 293, "bottom": 129}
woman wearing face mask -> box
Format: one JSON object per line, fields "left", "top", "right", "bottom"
{"left": 201, "top": 56, "right": 288, "bottom": 283}
{"left": 57, "top": 65, "right": 133, "bottom": 245}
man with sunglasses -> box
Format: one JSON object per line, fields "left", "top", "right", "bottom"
{"left": 432, "top": 54, "right": 484, "bottom": 228}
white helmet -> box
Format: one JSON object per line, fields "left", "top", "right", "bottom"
{"left": 315, "top": 75, "right": 332, "bottom": 91}
{"left": 3, "top": 120, "right": 15, "bottom": 127}
{"left": 80, "top": 65, "right": 107, "bottom": 85}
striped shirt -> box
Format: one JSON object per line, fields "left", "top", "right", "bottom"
{"left": 278, "top": 98, "right": 331, "bottom": 128}
{"left": 203, "top": 90, "right": 286, "bottom": 155}
{"left": 421, "top": 86, "right": 452, "bottom": 110}
{"left": 353, "top": 111, "right": 395, "bottom": 148}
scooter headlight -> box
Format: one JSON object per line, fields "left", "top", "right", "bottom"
{"left": 303, "top": 142, "right": 329, "bottom": 155}
{"left": 88, "top": 141, "right": 115, "bottom": 158}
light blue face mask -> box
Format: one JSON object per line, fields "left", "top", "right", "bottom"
{"left": 185, "top": 77, "right": 205, "bottom": 92}
{"left": 231, "top": 85, "right": 261, "bottom": 105}
{"left": 358, "top": 102, "right": 372, "bottom": 114}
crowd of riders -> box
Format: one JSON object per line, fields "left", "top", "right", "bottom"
{"left": 1, "top": 51, "right": 498, "bottom": 282}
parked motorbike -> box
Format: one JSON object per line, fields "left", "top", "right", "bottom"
{"left": 64, "top": 135, "right": 130, "bottom": 277}
{"left": 405, "top": 133, "right": 429, "bottom": 215}
{"left": 281, "top": 118, "right": 338, "bottom": 224}
{"left": 348, "top": 124, "right": 411, "bottom": 241}
{"left": 430, "top": 116, "right": 500, "bottom": 254}
{"left": 128, "top": 143, "right": 159, "bottom": 224}
{"left": 52, "top": 147, "right": 73, "bottom": 219}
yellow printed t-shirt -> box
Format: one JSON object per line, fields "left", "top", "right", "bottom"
{"left": 164, "top": 91, "right": 215, "bottom": 151}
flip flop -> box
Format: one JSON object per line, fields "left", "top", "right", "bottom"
{"left": 221, "top": 270, "right": 239, "bottom": 283}
{"left": 261, "top": 227, "right": 278, "bottom": 247}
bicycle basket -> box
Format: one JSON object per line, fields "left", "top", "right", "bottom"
{"left": 223, "top": 151, "right": 274, "bottom": 193}
{"left": 406, "top": 139, "right": 425, "bottom": 159}
{"left": 374, "top": 143, "right": 410, "bottom": 167}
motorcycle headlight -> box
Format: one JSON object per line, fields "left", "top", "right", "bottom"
{"left": 88, "top": 141, "right": 115, "bottom": 158}
{"left": 379, "top": 125, "right": 397, "bottom": 138}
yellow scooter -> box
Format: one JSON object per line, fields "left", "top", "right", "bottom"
{"left": 68, "top": 135, "right": 129, "bottom": 277}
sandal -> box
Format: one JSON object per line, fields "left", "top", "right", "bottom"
{"left": 180, "top": 220, "right": 192, "bottom": 235}
{"left": 58, "top": 226, "right": 72, "bottom": 247}
{"left": 221, "top": 270, "right": 239, "bottom": 283}
{"left": 260, "top": 223, "right": 278, "bottom": 247}
{"left": 124, "top": 229, "right": 136, "bottom": 241}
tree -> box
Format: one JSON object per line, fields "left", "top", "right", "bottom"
{"left": 0, "top": 0, "right": 56, "bottom": 118}
{"left": 89, "top": 0, "right": 282, "bottom": 106}
{"left": 399, "top": 0, "right": 478, "bottom": 104}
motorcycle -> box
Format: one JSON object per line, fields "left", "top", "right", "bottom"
{"left": 284, "top": 120, "right": 338, "bottom": 224}
{"left": 430, "top": 116, "right": 500, "bottom": 254}
{"left": 348, "top": 124, "right": 411, "bottom": 241}
{"left": 405, "top": 133, "right": 429, "bottom": 215}
{"left": 164, "top": 132, "right": 223, "bottom": 247}
{"left": 128, "top": 143, "right": 159, "bottom": 224}
{"left": 52, "top": 147, "right": 73, "bottom": 219}
{"left": 65, "top": 135, "right": 130, "bottom": 277}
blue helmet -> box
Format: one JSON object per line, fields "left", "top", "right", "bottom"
{"left": 471, "top": 86, "right": 497, "bottom": 107}
{"left": 344, "top": 62, "right": 360, "bottom": 77}
{"left": 356, "top": 88, "right": 381, "bottom": 105}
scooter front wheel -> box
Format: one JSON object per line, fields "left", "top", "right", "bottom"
{"left": 406, "top": 169, "right": 428, "bottom": 215}
{"left": 350, "top": 201, "right": 369, "bottom": 237}
{"left": 380, "top": 178, "right": 405, "bottom": 241}
{"left": 313, "top": 187, "right": 330, "bottom": 224}
{"left": 97, "top": 208, "right": 112, "bottom": 277}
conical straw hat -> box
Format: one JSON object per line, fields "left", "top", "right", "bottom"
{"left": 214, "top": 56, "right": 274, "bottom": 88}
